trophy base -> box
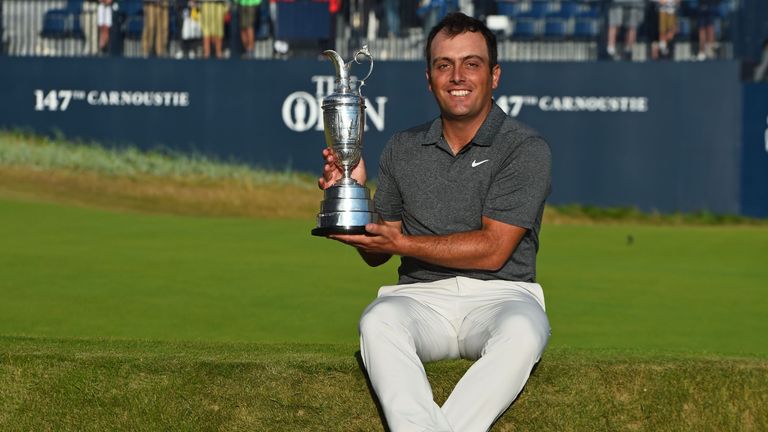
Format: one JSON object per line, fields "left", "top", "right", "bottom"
{"left": 311, "top": 225, "right": 369, "bottom": 237}
{"left": 312, "top": 183, "right": 380, "bottom": 237}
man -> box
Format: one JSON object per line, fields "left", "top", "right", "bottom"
{"left": 141, "top": 0, "right": 169, "bottom": 57}
{"left": 200, "top": 0, "right": 227, "bottom": 58}
{"left": 656, "top": 0, "right": 679, "bottom": 58}
{"left": 97, "top": 0, "right": 113, "bottom": 54}
{"left": 696, "top": 0, "right": 720, "bottom": 60}
{"left": 319, "top": 12, "right": 551, "bottom": 432}
{"left": 606, "top": 0, "right": 646, "bottom": 60}
{"left": 237, "top": 0, "right": 261, "bottom": 58}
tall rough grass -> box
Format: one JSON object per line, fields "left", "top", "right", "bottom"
{"left": 1, "top": 129, "right": 764, "bottom": 224}
{"left": 0, "top": 130, "right": 316, "bottom": 188}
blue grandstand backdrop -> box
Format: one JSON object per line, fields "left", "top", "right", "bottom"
{"left": 0, "top": 0, "right": 767, "bottom": 216}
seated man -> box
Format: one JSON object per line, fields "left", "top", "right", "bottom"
{"left": 319, "top": 12, "right": 552, "bottom": 432}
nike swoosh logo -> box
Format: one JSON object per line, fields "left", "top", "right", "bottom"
{"left": 471, "top": 159, "right": 489, "bottom": 168}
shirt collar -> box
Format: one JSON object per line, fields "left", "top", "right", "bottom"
{"left": 419, "top": 102, "right": 506, "bottom": 148}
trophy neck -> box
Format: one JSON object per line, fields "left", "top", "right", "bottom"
{"left": 337, "top": 176, "right": 360, "bottom": 187}
{"left": 335, "top": 78, "right": 352, "bottom": 94}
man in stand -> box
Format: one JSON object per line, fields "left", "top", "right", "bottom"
{"left": 606, "top": 0, "right": 646, "bottom": 60}
{"left": 237, "top": 0, "right": 261, "bottom": 58}
{"left": 142, "top": 0, "right": 169, "bottom": 57}
{"left": 319, "top": 12, "right": 551, "bottom": 432}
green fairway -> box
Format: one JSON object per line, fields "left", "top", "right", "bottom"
{"left": 538, "top": 224, "right": 768, "bottom": 356}
{"left": 0, "top": 198, "right": 396, "bottom": 344}
{"left": 1, "top": 197, "right": 767, "bottom": 357}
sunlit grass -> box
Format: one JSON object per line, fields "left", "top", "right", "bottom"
{"left": 0, "top": 129, "right": 316, "bottom": 188}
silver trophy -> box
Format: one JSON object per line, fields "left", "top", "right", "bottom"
{"left": 311, "top": 46, "right": 380, "bottom": 236}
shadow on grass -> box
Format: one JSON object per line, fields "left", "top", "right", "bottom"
{"left": 489, "top": 359, "right": 541, "bottom": 430}
{"left": 355, "top": 350, "right": 391, "bottom": 432}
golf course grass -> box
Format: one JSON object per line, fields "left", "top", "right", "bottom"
{"left": 1, "top": 197, "right": 766, "bottom": 357}
{"left": 2, "top": 337, "right": 766, "bottom": 431}
{"left": 1, "top": 132, "right": 767, "bottom": 430}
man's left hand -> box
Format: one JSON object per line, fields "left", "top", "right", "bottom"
{"left": 329, "top": 222, "right": 403, "bottom": 255}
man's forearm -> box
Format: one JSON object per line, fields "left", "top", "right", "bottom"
{"left": 397, "top": 229, "right": 519, "bottom": 271}
{"left": 336, "top": 217, "right": 525, "bottom": 271}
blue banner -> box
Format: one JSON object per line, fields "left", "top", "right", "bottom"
{"left": 0, "top": 57, "right": 754, "bottom": 215}
{"left": 741, "top": 84, "right": 768, "bottom": 217}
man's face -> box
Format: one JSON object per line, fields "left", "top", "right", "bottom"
{"left": 426, "top": 30, "right": 500, "bottom": 122}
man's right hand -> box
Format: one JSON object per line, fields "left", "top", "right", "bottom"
{"left": 317, "top": 148, "right": 368, "bottom": 190}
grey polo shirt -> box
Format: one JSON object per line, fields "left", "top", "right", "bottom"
{"left": 374, "top": 103, "right": 551, "bottom": 284}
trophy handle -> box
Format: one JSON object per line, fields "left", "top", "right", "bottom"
{"left": 353, "top": 45, "right": 374, "bottom": 96}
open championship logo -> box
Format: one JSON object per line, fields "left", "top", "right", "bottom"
{"left": 282, "top": 75, "right": 387, "bottom": 133}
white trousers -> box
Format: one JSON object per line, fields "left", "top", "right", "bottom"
{"left": 359, "top": 276, "right": 550, "bottom": 432}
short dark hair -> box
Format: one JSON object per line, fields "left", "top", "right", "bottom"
{"left": 425, "top": 12, "right": 498, "bottom": 73}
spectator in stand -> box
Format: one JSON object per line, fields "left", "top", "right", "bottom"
{"left": 383, "top": 0, "right": 401, "bottom": 38}
{"left": 97, "top": 0, "right": 112, "bottom": 54}
{"left": 201, "top": 0, "right": 227, "bottom": 58}
{"left": 606, "top": 0, "right": 646, "bottom": 60}
{"left": 417, "top": 0, "right": 459, "bottom": 37}
{"left": 180, "top": 0, "right": 203, "bottom": 58}
{"left": 347, "top": 0, "right": 372, "bottom": 43}
{"left": 142, "top": 0, "right": 169, "bottom": 57}
{"left": 238, "top": 0, "right": 261, "bottom": 58}
{"left": 696, "top": 0, "right": 720, "bottom": 60}
{"left": 646, "top": 0, "right": 661, "bottom": 60}
{"left": 656, "top": 0, "right": 678, "bottom": 58}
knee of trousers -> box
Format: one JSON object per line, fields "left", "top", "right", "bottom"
{"left": 489, "top": 312, "right": 550, "bottom": 358}
{"left": 358, "top": 296, "right": 414, "bottom": 339}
